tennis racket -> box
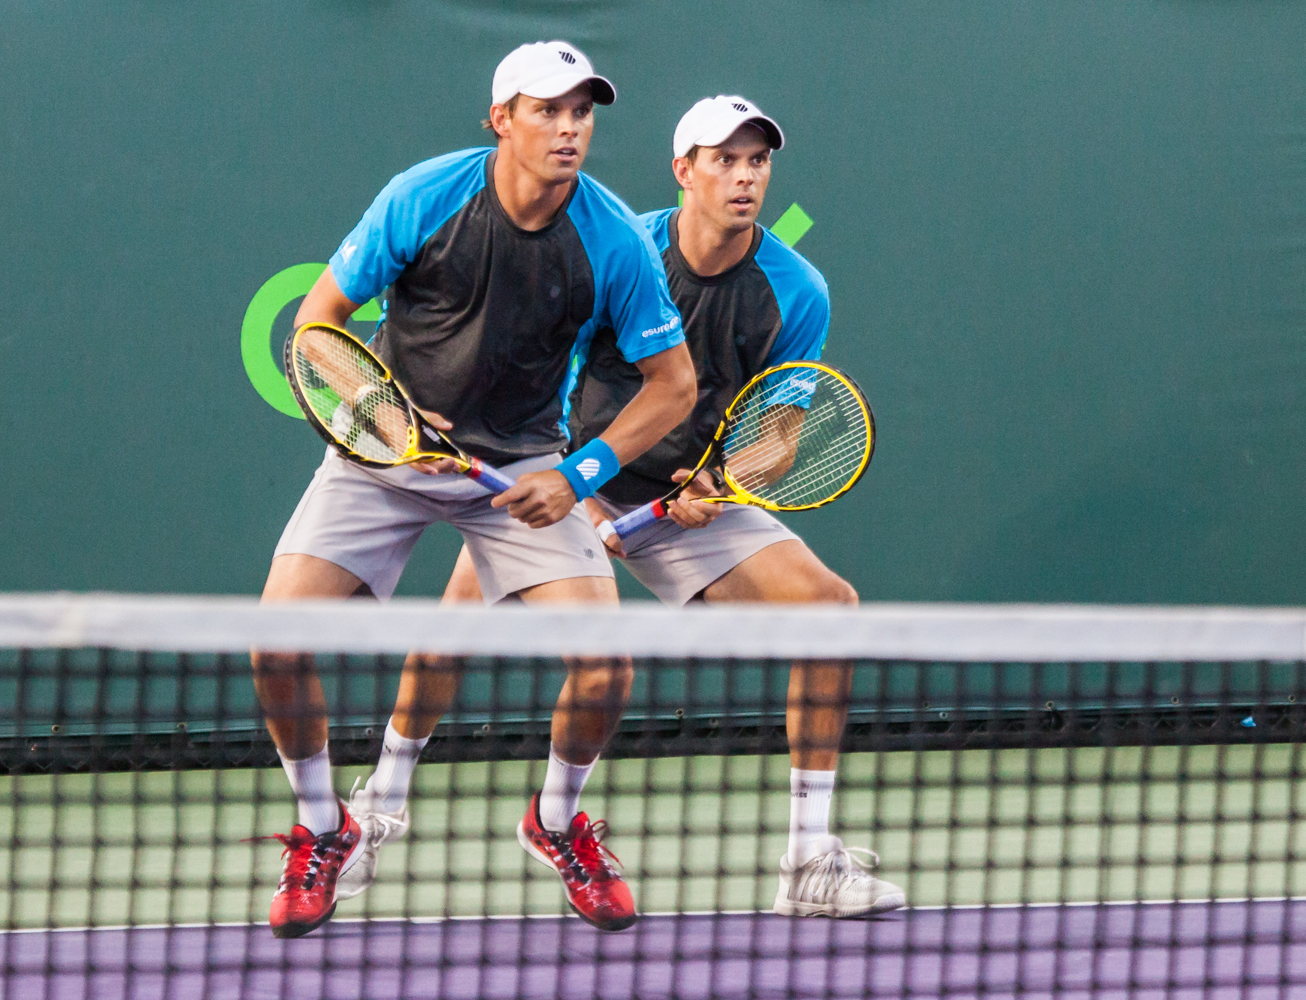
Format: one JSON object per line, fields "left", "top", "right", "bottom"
{"left": 284, "top": 322, "right": 516, "bottom": 493}
{"left": 598, "top": 361, "right": 874, "bottom": 542}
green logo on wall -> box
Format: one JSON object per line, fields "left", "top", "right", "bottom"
{"left": 240, "top": 263, "right": 381, "bottom": 418}
{"left": 241, "top": 204, "right": 814, "bottom": 416}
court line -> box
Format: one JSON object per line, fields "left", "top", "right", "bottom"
{"left": 7, "top": 894, "right": 1304, "bottom": 936}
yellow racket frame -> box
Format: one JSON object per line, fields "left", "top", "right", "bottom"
{"left": 285, "top": 322, "right": 471, "bottom": 472}
{"left": 691, "top": 361, "right": 875, "bottom": 512}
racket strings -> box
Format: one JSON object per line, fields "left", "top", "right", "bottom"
{"left": 722, "top": 367, "right": 870, "bottom": 508}
{"left": 291, "top": 328, "right": 410, "bottom": 462}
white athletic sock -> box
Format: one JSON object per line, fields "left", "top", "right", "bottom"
{"left": 788, "top": 768, "right": 836, "bottom": 868}
{"left": 278, "top": 744, "right": 339, "bottom": 836}
{"left": 364, "top": 720, "right": 430, "bottom": 815}
{"left": 538, "top": 746, "right": 597, "bottom": 833}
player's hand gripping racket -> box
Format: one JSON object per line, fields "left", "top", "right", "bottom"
{"left": 285, "top": 322, "right": 516, "bottom": 493}
{"left": 597, "top": 361, "right": 874, "bottom": 543}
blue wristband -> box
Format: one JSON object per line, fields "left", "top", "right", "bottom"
{"left": 557, "top": 438, "right": 621, "bottom": 501}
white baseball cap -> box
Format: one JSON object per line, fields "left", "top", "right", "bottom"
{"left": 672, "top": 95, "right": 784, "bottom": 158}
{"left": 492, "top": 41, "right": 616, "bottom": 107}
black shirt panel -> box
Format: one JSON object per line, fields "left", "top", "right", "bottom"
{"left": 570, "top": 212, "right": 782, "bottom": 504}
{"left": 373, "top": 155, "right": 595, "bottom": 466}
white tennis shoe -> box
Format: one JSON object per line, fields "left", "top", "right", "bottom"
{"left": 774, "top": 836, "right": 906, "bottom": 918}
{"left": 334, "top": 778, "right": 410, "bottom": 900}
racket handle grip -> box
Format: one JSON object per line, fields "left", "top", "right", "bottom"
{"left": 610, "top": 499, "right": 667, "bottom": 539}
{"left": 465, "top": 458, "right": 516, "bottom": 494}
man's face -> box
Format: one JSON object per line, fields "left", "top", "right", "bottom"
{"left": 493, "top": 85, "right": 594, "bottom": 185}
{"left": 676, "top": 126, "right": 772, "bottom": 232}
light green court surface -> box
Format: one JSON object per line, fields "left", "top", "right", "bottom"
{"left": 2, "top": 745, "right": 1302, "bottom": 929}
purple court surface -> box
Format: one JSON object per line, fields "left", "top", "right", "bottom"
{"left": 4, "top": 900, "right": 1303, "bottom": 1000}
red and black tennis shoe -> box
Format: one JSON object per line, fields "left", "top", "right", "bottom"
{"left": 267, "top": 803, "right": 363, "bottom": 939}
{"left": 517, "top": 792, "right": 637, "bottom": 932}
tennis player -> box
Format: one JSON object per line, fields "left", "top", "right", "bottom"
{"left": 343, "top": 96, "right": 904, "bottom": 922}
{"left": 253, "top": 40, "right": 695, "bottom": 939}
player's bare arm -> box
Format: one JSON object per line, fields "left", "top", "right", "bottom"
{"left": 294, "top": 266, "right": 360, "bottom": 330}
{"left": 719, "top": 402, "right": 804, "bottom": 489}
{"left": 496, "top": 341, "right": 696, "bottom": 527}
{"left": 663, "top": 469, "right": 726, "bottom": 532}
{"left": 661, "top": 384, "right": 808, "bottom": 538}
{"left": 292, "top": 267, "right": 460, "bottom": 472}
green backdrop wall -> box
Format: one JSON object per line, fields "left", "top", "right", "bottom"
{"left": 2, "top": 1, "right": 1303, "bottom": 603}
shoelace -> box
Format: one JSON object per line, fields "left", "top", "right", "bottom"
{"left": 244, "top": 828, "right": 339, "bottom": 891}
{"left": 279, "top": 830, "right": 326, "bottom": 890}
{"left": 349, "top": 778, "right": 407, "bottom": 847}
{"left": 568, "top": 818, "right": 623, "bottom": 879}
{"left": 805, "top": 844, "right": 881, "bottom": 895}
{"left": 362, "top": 809, "right": 407, "bottom": 847}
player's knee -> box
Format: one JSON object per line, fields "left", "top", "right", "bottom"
{"left": 792, "top": 568, "right": 858, "bottom": 605}
{"left": 607, "top": 660, "right": 635, "bottom": 700}
{"left": 570, "top": 657, "right": 633, "bottom": 703}
{"left": 826, "top": 575, "right": 859, "bottom": 605}
{"left": 251, "top": 651, "right": 309, "bottom": 678}
{"left": 250, "top": 652, "right": 317, "bottom": 707}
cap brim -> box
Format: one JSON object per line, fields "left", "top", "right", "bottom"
{"left": 519, "top": 72, "right": 616, "bottom": 105}
{"left": 692, "top": 114, "right": 784, "bottom": 154}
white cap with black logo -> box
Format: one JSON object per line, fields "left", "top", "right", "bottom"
{"left": 672, "top": 95, "right": 784, "bottom": 158}
{"left": 492, "top": 41, "right": 616, "bottom": 107}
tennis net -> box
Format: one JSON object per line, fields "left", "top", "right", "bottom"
{"left": 1, "top": 594, "right": 1304, "bottom": 998}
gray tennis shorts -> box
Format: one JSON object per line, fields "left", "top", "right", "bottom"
{"left": 592, "top": 495, "right": 799, "bottom": 606}
{"left": 275, "top": 449, "right": 613, "bottom": 603}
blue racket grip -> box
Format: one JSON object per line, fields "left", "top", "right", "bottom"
{"left": 609, "top": 499, "right": 669, "bottom": 539}
{"left": 464, "top": 458, "right": 516, "bottom": 494}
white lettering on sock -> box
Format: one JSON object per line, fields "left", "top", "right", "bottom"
{"left": 788, "top": 768, "right": 836, "bottom": 868}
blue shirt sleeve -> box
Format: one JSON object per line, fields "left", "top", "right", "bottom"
{"left": 755, "top": 229, "right": 831, "bottom": 366}
{"left": 570, "top": 179, "right": 684, "bottom": 364}
{"left": 607, "top": 230, "right": 684, "bottom": 363}
{"left": 638, "top": 208, "right": 675, "bottom": 255}
{"left": 328, "top": 148, "right": 491, "bottom": 305}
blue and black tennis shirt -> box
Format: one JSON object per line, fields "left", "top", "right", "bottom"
{"left": 329, "top": 147, "right": 684, "bottom": 466}
{"left": 570, "top": 207, "right": 831, "bottom": 504}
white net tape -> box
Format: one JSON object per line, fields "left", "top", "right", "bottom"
{"left": 0, "top": 593, "right": 1302, "bottom": 660}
